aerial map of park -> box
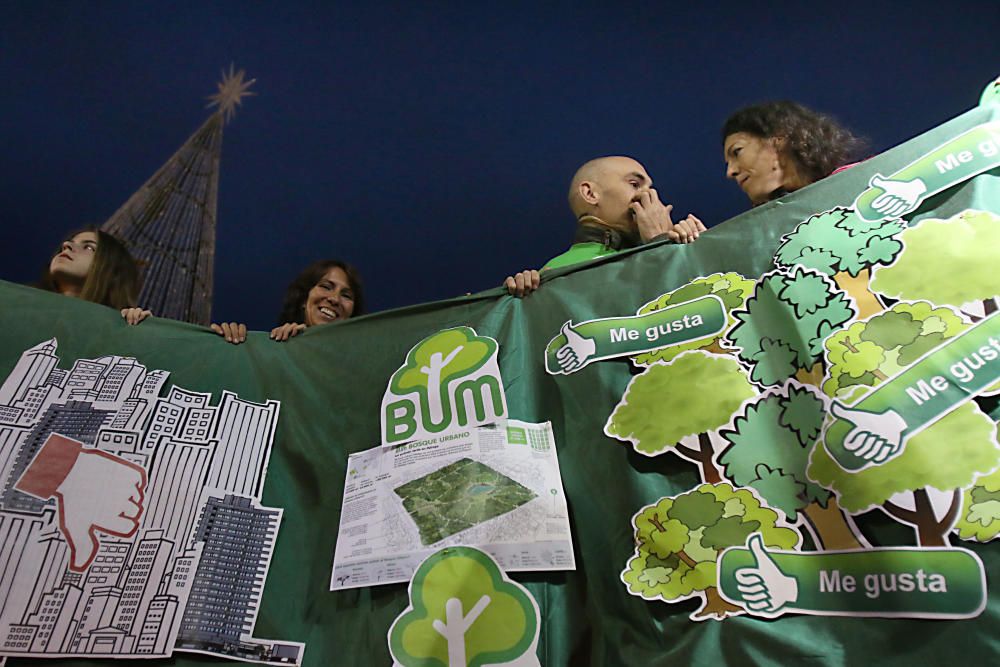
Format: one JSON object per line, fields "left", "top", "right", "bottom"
{"left": 394, "top": 458, "right": 538, "bottom": 544}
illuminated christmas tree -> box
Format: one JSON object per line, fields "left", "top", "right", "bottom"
{"left": 102, "top": 66, "right": 255, "bottom": 324}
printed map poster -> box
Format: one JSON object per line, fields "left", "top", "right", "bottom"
{"left": 0, "top": 339, "right": 304, "bottom": 665}
{"left": 331, "top": 420, "right": 574, "bottom": 590}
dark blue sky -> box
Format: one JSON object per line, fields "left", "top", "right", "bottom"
{"left": 3, "top": 1, "right": 998, "bottom": 329}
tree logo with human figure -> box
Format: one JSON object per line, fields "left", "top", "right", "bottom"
{"left": 382, "top": 327, "right": 508, "bottom": 446}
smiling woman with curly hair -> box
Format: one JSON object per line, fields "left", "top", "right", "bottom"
{"left": 722, "top": 101, "right": 866, "bottom": 207}
{"left": 211, "top": 259, "right": 366, "bottom": 344}
{"left": 274, "top": 259, "right": 365, "bottom": 336}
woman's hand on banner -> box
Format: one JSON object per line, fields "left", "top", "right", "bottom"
{"left": 121, "top": 308, "right": 152, "bottom": 325}
{"left": 270, "top": 322, "right": 307, "bottom": 341}
{"left": 211, "top": 321, "right": 248, "bottom": 344}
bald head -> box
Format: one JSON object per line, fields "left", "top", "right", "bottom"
{"left": 567, "top": 156, "right": 651, "bottom": 229}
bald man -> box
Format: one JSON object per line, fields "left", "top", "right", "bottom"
{"left": 504, "top": 156, "right": 705, "bottom": 295}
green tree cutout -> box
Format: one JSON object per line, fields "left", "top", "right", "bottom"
{"left": 392, "top": 327, "right": 499, "bottom": 429}
{"left": 809, "top": 302, "right": 1000, "bottom": 546}
{"left": 621, "top": 482, "right": 800, "bottom": 620}
{"left": 633, "top": 272, "right": 755, "bottom": 366}
{"left": 726, "top": 267, "right": 856, "bottom": 387}
{"left": 954, "top": 467, "right": 1000, "bottom": 542}
{"left": 822, "top": 301, "right": 967, "bottom": 397}
{"left": 718, "top": 382, "right": 867, "bottom": 550}
{"left": 774, "top": 207, "right": 905, "bottom": 318}
{"left": 389, "top": 547, "right": 539, "bottom": 667}
{"left": 605, "top": 352, "right": 757, "bottom": 483}
{"left": 871, "top": 209, "right": 1000, "bottom": 318}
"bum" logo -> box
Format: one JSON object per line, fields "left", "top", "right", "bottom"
{"left": 381, "top": 327, "right": 507, "bottom": 446}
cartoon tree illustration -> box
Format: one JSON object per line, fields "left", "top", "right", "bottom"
{"left": 606, "top": 352, "right": 757, "bottom": 483}
{"left": 871, "top": 209, "right": 1000, "bottom": 317}
{"left": 725, "top": 267, "right": 856, "bottom": 387}
{"left": 389, "top": 547, "right": 538, "bottom": 667}
{"left": 633, "top": 272, "right": 755, "bottom": 366}
{"left": 809, "top": 300, "right": 1000, "bottom": 546}
{"left": 809, "top": 396, "right": 1000, "bottom": 547}
{"left": 954, "top": 467, "right": 1000, "bottom": 542}
{"left": 822, "top": 301, "right": 966, "bottom": 397}
{"left": 774, "top": 207, "right": 905, "bottom": 318}
{"left": 718, "top": 383, "right": 867, "bottom": 550}
{"left": 392, "top": 327, "right": 498, "bottom": 429}
{"left": 621, "top": 482, "right": 800, "bottom": 620}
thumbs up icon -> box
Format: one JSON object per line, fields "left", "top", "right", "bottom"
{"left": 734, "top": 534, "right": 799, "bottom": 618}
{"left": 15, "top": 433, "right": 147, "bottom": 571}
{"left": 554, "top": 321, "right": 597, "bottom": 373}
{"left": 867, "top": 174, "right": 927, "bottom": 218}
{"left": 829, "top": 402, "right": 908, "bottom": 465}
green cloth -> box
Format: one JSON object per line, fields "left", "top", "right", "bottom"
{"left": 3, "top": 100, "right": 1000, "bottom": 667}
{"left": 542, "top": 241, "right": 621, "bottom": 270}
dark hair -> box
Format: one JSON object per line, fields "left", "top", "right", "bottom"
{"left": 722, "top": 101, "right": 866, "bottom": 184}
{"left": 277, "top": 259, "right": 366, "bottom": 325}
{"left": 41, "top": 227, "right": 141, "bottom": 309}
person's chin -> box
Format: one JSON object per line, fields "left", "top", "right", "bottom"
{"left": 745, "top": 187, "right": 767, "bottom": 206}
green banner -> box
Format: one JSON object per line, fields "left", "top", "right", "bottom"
{"left": 2, "top": 94, "right": 1000, "bottom": 666}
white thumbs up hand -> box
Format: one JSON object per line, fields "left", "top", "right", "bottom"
{"left": 734, "top": 534, "right": 799, "bottom": 618}
{"left": 868, "top": 174, "right": 927, "bottom": 218}
{"left": 830, "top": 402, "right": 908, "bottom": 464}
{"left": 555, "top": 321, "right": 597, "bottom": 373}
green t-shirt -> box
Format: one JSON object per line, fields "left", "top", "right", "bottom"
{"left": 542, "top": 242, "right": 620, "bottom": 271}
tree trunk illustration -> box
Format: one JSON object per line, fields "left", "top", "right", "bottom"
{"left": 834, "top": 269, "right": 884, "bottom": 320}
{"left": 705, "top": 341, "right": 727, "bottom": 355}
{"left": 801, "top": 497, "right": 868, "bottom": 550}
{"left": 676, "top": 433, "right": 723, "bottom": 483}
{"left": 883, "top": 489, "right": 961, "bottom": 546}
{"left": 695, "top": 586, "right": 742, "bottom": 619}
{"left": 794, "top": 362, "right": 825, "bottom": 388}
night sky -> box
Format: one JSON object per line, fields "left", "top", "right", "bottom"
{"left": 3, "top": 1, "right": 998, "bottom": 329}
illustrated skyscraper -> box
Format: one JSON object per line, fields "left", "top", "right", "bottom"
{"left": 101, "top": 66, "right": 255, "bottom": 325}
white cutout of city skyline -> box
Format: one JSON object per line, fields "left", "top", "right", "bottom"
{"left": 0, "top": 338, "right": 304, "bottom": 665}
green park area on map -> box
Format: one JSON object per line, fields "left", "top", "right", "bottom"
{"left": 393, "top": 458, "right": 537, "bottom": 544}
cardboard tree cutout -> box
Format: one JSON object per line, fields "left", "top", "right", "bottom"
{"left": 389, "top": 546, "right": 540, "bottom": 667}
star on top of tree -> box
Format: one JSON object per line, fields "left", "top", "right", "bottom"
{"left": 207, "top": 64, "right": 256, "bottom": 122}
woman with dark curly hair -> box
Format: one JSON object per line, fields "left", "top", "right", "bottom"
{"left": 271, "top": 259, "right": 365, "bottom": 340}
{"left": 722, "top": 101, "right": 866, "bottom": 206}
{"left": 211, "top": 259, "right": 365, "bottom": 343}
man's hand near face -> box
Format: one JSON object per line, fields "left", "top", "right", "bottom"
{"left": 629, "top": 189, "right": 706, "bottom": 244}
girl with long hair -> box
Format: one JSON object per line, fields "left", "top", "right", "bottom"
{"left": 41, "top": 227, "right": 151, "bottom": 324}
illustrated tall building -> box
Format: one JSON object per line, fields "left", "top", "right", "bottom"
{"left": 176, "top": 494, "right": 280, "bottom": 655}
{"left": 206, "top": 392, "right": 279, "bottom": 499}
{"left": 112, "top": 530, "right": 175, "bottom": 635}
{"left": 0, "top": 339, "right": 58, "bottom": 407}
{"left": 101, "top": 66, "right": 255, "bottom": 325}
